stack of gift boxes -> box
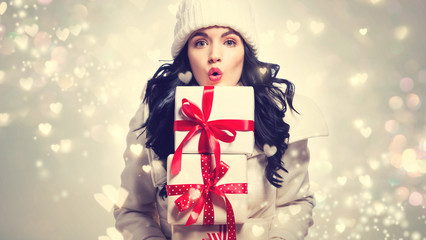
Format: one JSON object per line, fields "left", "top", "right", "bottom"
{"left": 166, "top": 86, "right": 255, "bottom": 240}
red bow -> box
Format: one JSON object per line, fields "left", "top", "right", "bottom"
{"left": 166, "top": 154, "right": 247, "bottom": 240}
{"left": 172, "top": 86, "right": 254, "bottom": 175}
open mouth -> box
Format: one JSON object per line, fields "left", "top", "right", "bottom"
{"left": 208, "top": 68, "right": 223, "bottom": 81}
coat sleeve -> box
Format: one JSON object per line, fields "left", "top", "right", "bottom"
{"left": 269, "top": 139, "right": 314, "bottom": 240}
{"left": 113, "top": 87, "right": 167, "bottom": 240}
{"left": 269, "top": 94, "right": 329, "bottom": 240}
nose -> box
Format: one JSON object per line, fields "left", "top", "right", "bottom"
{"left": 208, "top": 43, "right": 222, "bottom": 64}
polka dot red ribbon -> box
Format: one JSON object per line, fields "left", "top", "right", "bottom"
{"left": 172, "top": 86, "right": 254, "bottom": 175}
{"left": 166, "top": 154, "right": 248, "bottom": 240}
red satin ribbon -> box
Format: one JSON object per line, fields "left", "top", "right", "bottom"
{"left": 203, "top": 225, "right": 227, "bottom": 240}
{"left": 172, "top": 86, "right": 254, "bottom": 175}
{"left": 166, "top": 154, "right": 247, "bottom": 240}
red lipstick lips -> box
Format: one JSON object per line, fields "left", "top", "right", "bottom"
{"left": 208, "top": 67, "right": 223, "bottom": 82}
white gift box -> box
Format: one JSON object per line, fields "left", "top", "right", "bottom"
{"left": 167, "top": 154, "right": 248, "bottom": 225}
{"left": 172, "top": 220, "right": 270, "bottom": 240}
{"left": 172, "top": 224, "right": 241, "bottom": 240}
{"left": 174, "top": 86, "right": 254, "bottom": 154}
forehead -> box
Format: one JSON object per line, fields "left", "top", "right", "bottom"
{"left": 189, "top": 26, "right": 241, "bottom": 39}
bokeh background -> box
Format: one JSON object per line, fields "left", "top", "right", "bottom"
{"left": 0, "top": 0, "right": 425, "bottom": 239}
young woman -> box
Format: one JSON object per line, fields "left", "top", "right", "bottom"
{"left": 114, "top": 0, "right": 328, "bottom": 239}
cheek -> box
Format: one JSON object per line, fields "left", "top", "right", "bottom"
{"left": 233, "top": 49, "right": 245, "bottom": 77}
{"left": 188, "top": 51, "right": 206, "bottom": 85}
{"left": 188, "top": 52, "right": 200, "bottom": 72}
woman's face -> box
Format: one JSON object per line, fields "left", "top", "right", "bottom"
{"left": 187, "top": 27, "right": 245, "bottom": 86}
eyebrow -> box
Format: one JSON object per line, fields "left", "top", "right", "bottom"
{"left": 189, "top": 30, "right": 240, "bottom": 40}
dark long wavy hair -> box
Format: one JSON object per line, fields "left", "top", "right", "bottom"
{"left": 139, "top": 40, "right": 296, "bottom": 197}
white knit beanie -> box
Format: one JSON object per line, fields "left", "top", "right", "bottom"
{"left": 171, "top": 0, "right": 258, "bottom": 59}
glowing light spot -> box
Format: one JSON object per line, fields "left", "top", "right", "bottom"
{"left": 61, "top": 190, "right": 69, "bottom": 198}
{"left": 388, "top": 96, "right": 404, "bottom": 110}
{"left": 289, "top": 204, "right": 301, "bottom": 215}
{"left": 24, "top": 24, "right": 38, "bottom": 37}
{"left": 411, "top": 231, "right": 422, "bottom": 240}
{"left": 315, "top": 192, "right": 327, "bottom": 203}
{"left": 368, "top": 158, "right": 380, "bottom": 170}
{"left": 106, "top": 227, "right": 124, "bottom": 240}
{"left": 349, "top": 73, "right": 368, "bottom": 86}
{"left": 408, "top": 192, "right": 423, "bottom": 206}
{"left": 0, "top": 70, "right": 5, "bottom": 83}
{"left": 0, "top": 112, "right": 10, "bottom": 126}
{"left": 390, "top": 154, "right": 402, "bottom": 168}
{"left": 130, "top": 144, "right": 143, "bottom": 156}
{"left": 360, "top": 127, "right": 372, "bottom": 138}
{"left": 399, "top": 77, "right": 414, "bottom": 92}
{"left": 33, "top": 31, "right": 51, "bottom": 50}
{"left": 337, "top": 176, "right": 347, "bottom": 186}
{"left": 371, "top": 0, "right": 382, "bottom": 4}
{"left": 44, "top": 59, "right": 58, "bottom": 74}
{"left": 69, "top": 24, "right": 82, "bottom": 36}
{"left": 393, "top": 186, "right": 408, "bottom": 203}
{"left": 14, "top": 0, "right": 23, "bottom": 7}
{"left": 38, "top": 122, "right": 52, "bottom": 135}
{"left": 98, "top": 236, "right": 111, "bottom": 240}
{"left": 405, "top": 93, "right": 420, "bottom": 110}
{"left": 60, "top": 139, "right": 72, "bottom": 153}
{"left": 35, "top": 160, "right": 43, "bottom": 168}
{"left": 14, "top": 34, "right": 29, "bottom": 50}
{"left": 278, "top": 212, "right": 290, "bottom": 223}
{"left": 18, "top": 10, "right": 26, "bottom": 18}
{"left": 107, "top": 124, "right": 125, "bottom": 141}
{"left": 141, "top": 164, "right": 151, "bottom": 173}
{"left": 384, "top": 120, "right": 399, "bottom": 133}
{"left": 310, "top": 21, "right": 325, "bottom": 34}
{"left": 73, "top": 4, "right": 89, "bottom": 20}
{"left": 420, "top": 138, "right": 426, "bottom": 152}
{"left": 57, "top": 74, "right": 74, "bottom": 90}
{"left": 373, "top": 201, "right": 386, "bottom": 215}
{"left": 401, "top": 148, "right": 417, "bottom": 172}
{"left": 51, "top": 46, "right": 68, "bottom": 65}
{"left": 252, "top": 225, "right": 265, "bottom": 237}
{"left": 0, "top": 2, "right": 7, "bottom": 16}
{"left": 51, "top": 144, "right": 60, "bottom": 152}
{"left": 394, "top": 26, "right": 409, "bottom": 40}
{"left": 74, "top": 66, "right": 86, "bottom": 78}
{"left": 286, "top": 20, "right": 301, "bottom": 33}
{"left": 56, "top": 28, "right": 70, "bottom": 41}
{"left": 81, "top": 104, "right": 95, "bottom": 117}
{"left": 389, "top": 134, "right": 407, "bottom": 153}
{"left": 358, "top": 175, "right": 372, "bottom": 188}
{"left": 417, "top": 160, "right": 426, "bottom": 174}
{"left": 49, "top": 102, "right": 63, "bottom": 114}
{"left": 359, "top": 28, "right": 368, "bottom": 35}
{"left": 94, "top": 185, "right": 129, "bottom": 212}
{"left": 335, "top": 223, "right": 346, "bottom": 233}
{"left": 188, "top": 188, "right": 201, "bottom": 200}
{"left": 353, "top": 119, "right": 365, "bottom": 129}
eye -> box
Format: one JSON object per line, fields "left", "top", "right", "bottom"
{"left": 194, "top": 40, "right": 208, "bottom": 48}
{"left": 224, "top": 39, "right": 237, "bottom": 47}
